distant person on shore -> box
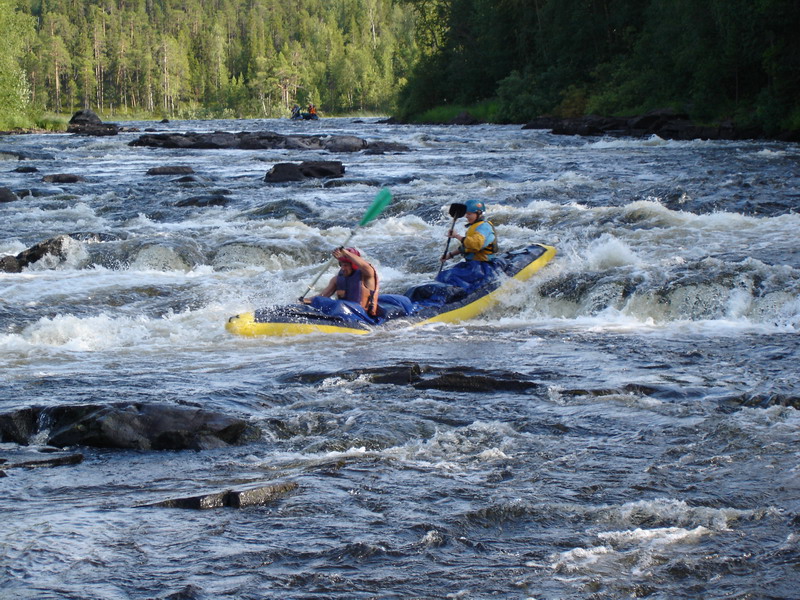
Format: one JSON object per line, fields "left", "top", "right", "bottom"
{"left": 437, "top": 199, "right": 498, "bottom": 291}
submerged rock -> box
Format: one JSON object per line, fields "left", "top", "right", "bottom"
{"left": 0, "top": 444, "right": 84, "bottom": 469}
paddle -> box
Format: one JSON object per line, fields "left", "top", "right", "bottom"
{"left": 299, "top": 188, "right": 393, "bottom": 301}
{"left": 437, "top": 202, "right": 467, "bottom": 274}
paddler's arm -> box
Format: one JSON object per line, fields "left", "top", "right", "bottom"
{"left": 334, "top": 247, "right": 370, "bottom": 270}
{"left": 301, "top": 276, "right": 337, "bottom": 304}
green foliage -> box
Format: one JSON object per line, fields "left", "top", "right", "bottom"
{"left": 18, "top": 0, "right": 419, "bottom": 118}
{"left": 0, "top": 0, "right": 35, "bottom": 128}
{"left": 399, "top": 0, "right": 800, "bottom": 133}
{"left": 410, "top": 100, "right": 499, "bottom": 124}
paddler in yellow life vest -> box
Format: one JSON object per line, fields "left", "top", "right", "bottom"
{"left": 304, "top": 247, "right": 380, "bottom": 317}
{"left": 437, "top": 199, "right": 499, "bottom": 292}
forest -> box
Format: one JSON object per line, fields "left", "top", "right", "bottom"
{"left": 398, "top": 0, "right": 800, "bottom": 133}
{"left": 0, "top": 0, "right": 419, "bottom": 126}
{"left": 1, "top": 0, "right": 799, "bottom": 134}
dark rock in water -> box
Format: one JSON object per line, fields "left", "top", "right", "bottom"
{"left": 42, "top": 402, "right": 259, "bottom": 450}
{"left": 321, "top": 135, "right": 367, "bottom": 152}
{"left": 147, "top": 481, "right": 298, "bottom": 509}
{"left": 129, "top": 130, "right": 375, "bottom": 153}
{"left": 0, "top": 148, "right": 56, "bottom": 161}
{"left": 247, "top": 198, "right": 316, "bottom": 220}
{"left": 42, "top": 173, "right": 87, "bottom": 183}
{"left": 265, "top": 160, "right": 344, "bottom": 183}
{"left": 414, "top": 372, "right": 538, "bottom": 393}
{"left": 364, "top": 141, "right": 411, "bottom": 154}
{"left": 283, "top": 362, "right": 543, "bottom": 393}
{"left": 68, "top": 122, "right": 120, "bottom": 136}
{"left": 67, "top": 109, "right": 119, "bottom": 136}
{"left": 0, "top": 234, "right": 73, "bottom": 273}
{"left": 175, "top": 194, "right": 231, "bottom": 207}
{"left": 0, "top": 255, "right": 19, "bottom": 272}
{"left": 0, "top": 445, "right": 84, "bottom": 469}
{"left": 14, "top": 187, "right": 57, "bottom": 198}
{"left": 0, "top": 407, "right": 40, "bottom": 444}
{"left": 69, "top": 109, "right": 103, "bottom": 125}
{"left": 0, "top": 186, "right": 19, "bottom": 203}
{"left": 264, "top": 162, "right": 305, "bottom": 182}
{"left": 173, "top": 175, "right": 210, "bottom": 184}
{"left": 147, "top": 165, "right": 195, "bottom": 175}
{"left": 13, "top": 165, "right": 38, "bottom": 173}
{"left": 161, "top": 585, "right": 203, "bottom": 600}
{"left": 0, "top": 402, "right": 259, "bottom": 450}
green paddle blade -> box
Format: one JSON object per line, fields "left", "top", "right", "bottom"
{"left": 358, "top": 188, "right": 392, "bottom": 227}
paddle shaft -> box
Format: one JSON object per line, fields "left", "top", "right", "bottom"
{"left": 437, "top": 221, "right": 459, "bottom": 274}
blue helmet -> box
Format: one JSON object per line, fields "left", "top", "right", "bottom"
{"left": 465, "top": 199, "right": 486, "bottom": 213}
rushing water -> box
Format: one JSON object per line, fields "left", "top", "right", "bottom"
{"left": 1, "top": 118, "right": 798, "bottom": 599}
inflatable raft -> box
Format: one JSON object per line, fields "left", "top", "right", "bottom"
{"left": 226, "top": 243, "right": 556, "bottom": 337}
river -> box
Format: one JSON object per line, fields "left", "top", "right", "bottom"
{"left": 1, "top": 118, "right": 798, "bottom": 599}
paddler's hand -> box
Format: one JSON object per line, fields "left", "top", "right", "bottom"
{"left": 299, "top": 297, "right": 312, "bottom": 304}
{"left": 447, "top": 230, "right": 463, "bottom": 242}
{"left": 442, "top": 251, "right": 458, "bottom": 262}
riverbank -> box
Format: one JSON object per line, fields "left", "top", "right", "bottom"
{"left": 396, "top": 104, "right": 800, "bottom": 143}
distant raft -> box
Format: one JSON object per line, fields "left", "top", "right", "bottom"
{"left": 226, "top": 243, "right": 556, "bottom": 337}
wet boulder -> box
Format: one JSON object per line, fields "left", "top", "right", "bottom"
{"left": 67, "top": 109, "right": 120, "bottom": 136}
{"left": 0, "top": 234, "right": 72, "bottom": 273}
{"left": 69, "top": 108, "right": 103, "bottom": 125}
{"left": 42, "top": 173, "right": 88, "bottom": 183}
{"left": 265, "top": 160, "right": 345, "bottom": 183}
{"left": 364, "top": 140, "right": 411, "bottom": 154}
{"left": 0, "top": 407, "right": 39, "bottom": 444}
{"left": 0, "top": 186, "right": 19, "bottom": 203}
{"left": 0, "top": 403, "right": 259, "bottom": 451}
{"left": 321, "top": 135, "right": 368, "bottom": 152}
{"left": 43, "top": 402, "right": 258, "bottom": 450}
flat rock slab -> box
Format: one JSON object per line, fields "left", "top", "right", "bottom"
{"left": 0, "top": 444, "right": 84, "bottom": 469}
{"left": 147, "top": 481, "right": 298, "bottom": 509}
{"left": 129, "top": 130, "right": 368, "bottom": 152}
